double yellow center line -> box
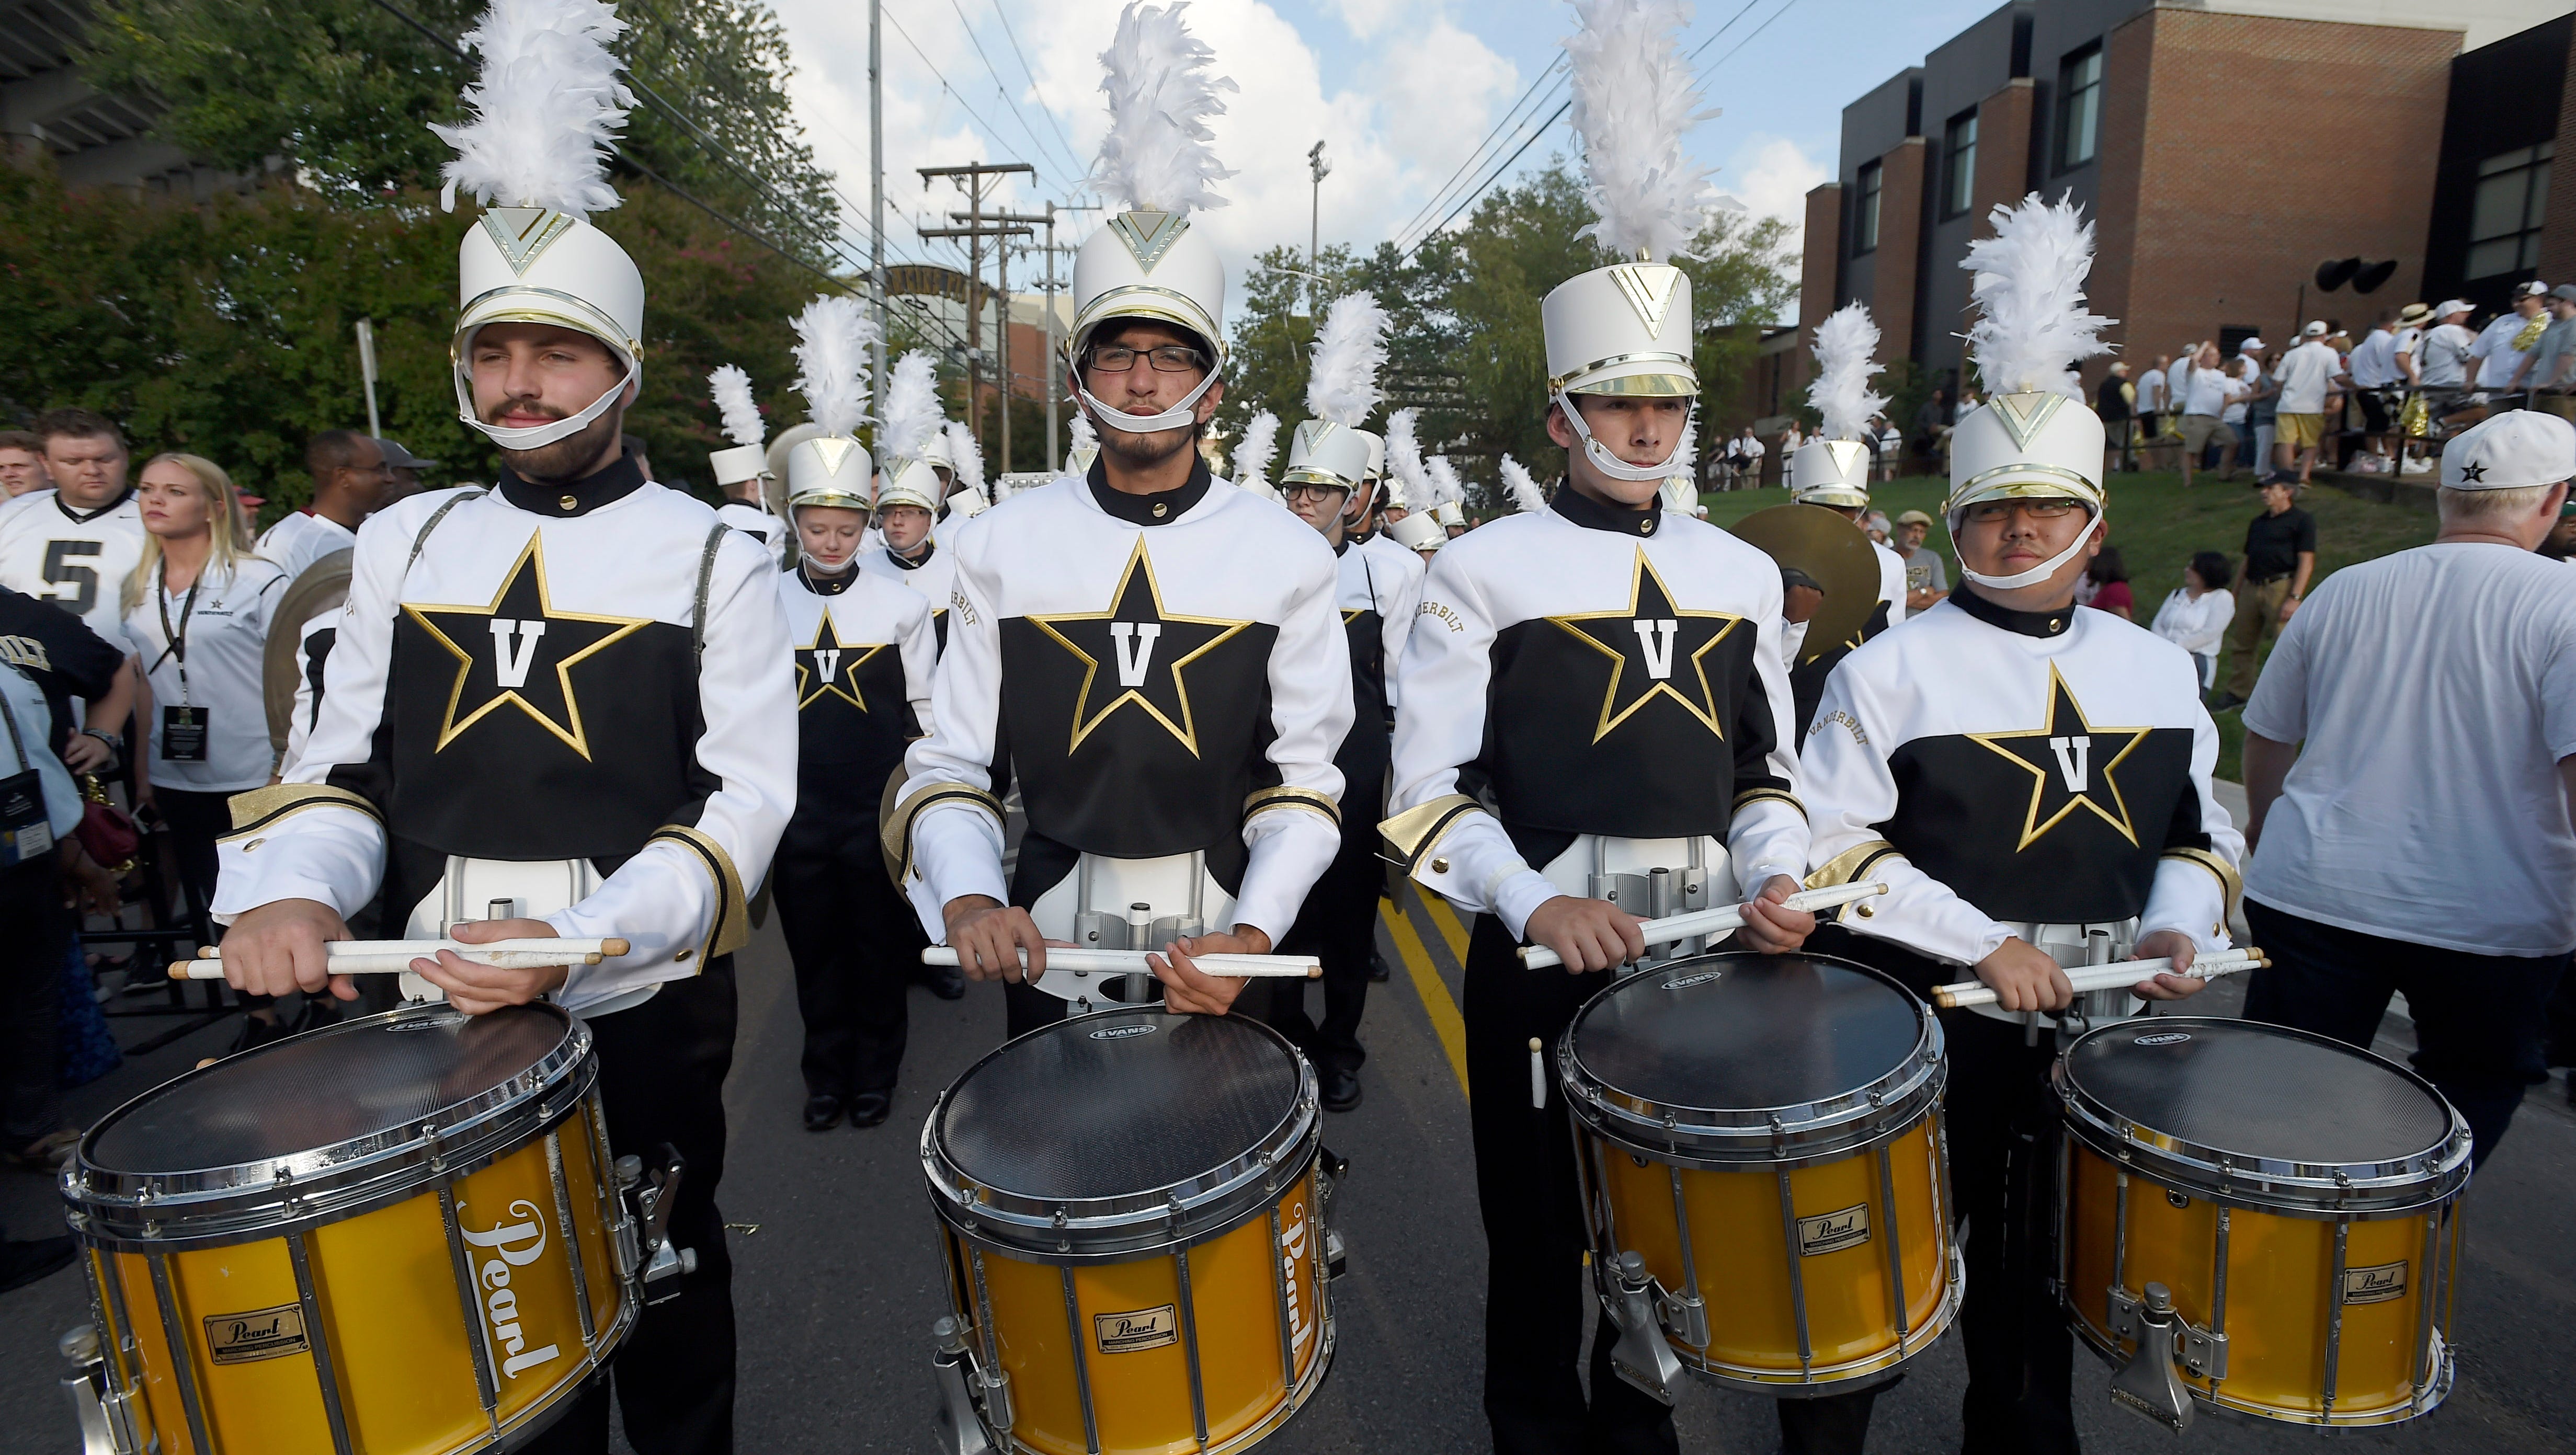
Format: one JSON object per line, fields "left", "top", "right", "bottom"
{"left": 1380, "top": 888, "right": 1471, "bottom": 1091}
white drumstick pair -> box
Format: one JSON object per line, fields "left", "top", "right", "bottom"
{"left": 920, "top": 946, "right": 1323, "bottom": 979}
{"left": 171, "top": 938, "right": 631, "bottom": 981}
{"left": 1929, "top": 947, "right": 2269, "bottom": 1009}
{"left": 1517, "top": 883, "right": 1891, "bottom": 970}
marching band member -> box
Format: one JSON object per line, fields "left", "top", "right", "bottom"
{"left": 1795, "top": 196, "right": 2242, "bottom": 1455}
{"left": 1381, "top": 4, "right": 1813, "bottom": 1445}
{"left": 706, "top": 363, "right": 787, "bottom": 566}
{"left": 1785, "top": 303, "right": 1909, "bottom": 730}
{"left": 770, "top": 297, "right": 937, "bottom": 1131}
{"left": 1381, "top": 408, "right": 1447, "bottom": 560}
{"left": 858, "top": 351, "right": 960, "bottom": 654}
{"left": 207, "top": 7, "right": 795, "bottom": 1449}
{"left": 887, "top": 3, "right": 1350, "bottom": 1037}
{"left": 1266, "top": 294, "right": 1418, "bottom": 1112}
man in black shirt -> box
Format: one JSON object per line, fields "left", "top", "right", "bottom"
{"left": 2095, "top": 361, "right": 2135, "bottom": 476}
{"left": 2216, "top": 478, "right": 2317, "bottom": 709}
{"left": 0, "top": 585, "right": 134, "bottom": 771}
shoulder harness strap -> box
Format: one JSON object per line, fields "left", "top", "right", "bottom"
{"left": 405, "top": 489, "right": 488, "bottom": 579}
{"left": 694, "top": 522, "right": 730, "bottom": 659}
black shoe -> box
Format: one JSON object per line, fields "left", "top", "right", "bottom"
{"left": 1320, "top": 1064, "right": 1362, "bottom": 1114}
{"left": 230, "top": 1007, "right": 302, "bottom": 1055}
{"left": 1367, "top": 950, "right": 1392, "bottom": 983}
{"left": 2208, "top": 691, "right": 2247, "bottom": 713}
{"left": 848, "top": 1092, "right": 893, "bottom": 1128}
{"left": 803, "top": 1094, "right": 845, "bottom": 1131}
{"left": 930, "top": 964, "right": 967, "bottom": 1001}
{"left": 0, "top": 1235, "right": 76, "bottom": 1294}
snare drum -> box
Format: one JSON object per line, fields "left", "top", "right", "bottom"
{"left": 2055, "top": 1018, "right": 2472, "bottom": 1431}
{"left": 922, "top": 1012, "right": 1336, "bottom": 1455}
{"left": 58, "top": 1003, "right": 648, "bottom": 1455}
{"left": 1559, "top": 951, "right": 1962, "bottom": 1400}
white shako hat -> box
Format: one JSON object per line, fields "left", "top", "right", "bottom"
{"left": 1066, "top": 4, "right": 1235, "bottom": 436}
{"left": 1361, "top": 430, "right": 1385, "bottom": 483}
{"left": 943, "top": 421, "right": 990, "bottom": 519}
{"left": 1381, "top": 407, "right": 1446, "bottom": 549}
{"left": 705, "top": 364, "right": 768, "bottom": 486}
{"left": 1944, "top": 193, "right": 2116, "bottom": 591}
{"left": 2442, "top": 409, "right": 2576, "bottom": 488}
{"left": 1538, "top": 0, "right": 1712, "bottom": 485}
{"left": 872, "top": 349, "right": 949, "bottom": 513}
{"left": 782, "top": 293, "right": 880, "bottom": 512}
{"left": 1792, "top": 303, "right": 1887, "bottom": 510}
{"left": 435, "top": 0, "right": 646, "bottom": 454}
{"left": 1282, "top": 293, "right": 1391, "bottom": 493}
{"left": 1229, "top": 411, "right": 1282, "bottom": 500}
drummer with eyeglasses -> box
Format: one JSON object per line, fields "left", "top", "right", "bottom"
{"left": 1791, "top": 196, "right": 2243, "bottom": 1455}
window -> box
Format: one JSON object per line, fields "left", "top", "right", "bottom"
{"left": 1943, "top": 110, "right": 1979, "bottom": 219}
{"left": 2058, "top": 43, "right": 2103, "bottom": 171}
{"left": 1854, "top": 161, "right": 1882, "bottom": 255}
{"left": 2467, "top": 142, "right": 2552, "bottom": 280}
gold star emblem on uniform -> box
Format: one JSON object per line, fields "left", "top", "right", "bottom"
{"left": 1549, "top": 549, "right": 1741, "bottom": 742}
{"left": 1965, "top": 665, "right": 2152, "bottom": 850}
{"left": 404, "top": 534, "right": 649, "bottom": 759}
{"left": 1028, "top": 538, "right": 1249, "bottom": 757}
{"left": 793, "top": 613, "right": 885, "bottom": 712}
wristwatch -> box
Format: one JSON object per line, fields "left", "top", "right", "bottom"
{"left": 81, "top": 727, "right": 124, "bottom": 753}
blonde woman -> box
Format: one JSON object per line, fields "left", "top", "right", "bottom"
{"left": 119, "top": 453, "right": 291, "bottom": 1042}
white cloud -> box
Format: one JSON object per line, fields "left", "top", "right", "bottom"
{"left": 1723, "top": 133, "right": 1832, "bottom": 242}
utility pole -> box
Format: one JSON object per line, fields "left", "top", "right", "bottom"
{"left": 919, "top": 162, "right": 1035, "bottom": 456}
{"left": 869, "top": 0, "right": 887, "bottom": 431}
{"left": 1307, "top": 141, "right": 1331, "bottom": 317}
{"left": 978, "top": 208, "right": 1054, "bottom": 473}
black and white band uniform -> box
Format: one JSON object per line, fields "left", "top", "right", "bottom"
{"left": 887, "top": 452, "right": 1353, "bottom": 1037}
{"left": 772, "top": 540, "right": 937, "bottom": 1131}
{"left": 856, "top": 511, "right": 955, "bottom": 652}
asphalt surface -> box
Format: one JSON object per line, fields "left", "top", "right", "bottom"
{"left": 6, "top": 883, "right": 2575, "bottom": 1455}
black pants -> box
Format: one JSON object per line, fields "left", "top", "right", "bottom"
{"left": 2, "top": 860, "right": 71, "bottom": 1145}
{"left": 154, "top": 785, "right": 227, "bottom": 939}
{"left": 1264, "top": 803, "right": 1380, "bottom": 1073}
{"left": 527, "top": 963, "right": 740, "bottom": 1455}
{"left": 772, "top": 821, "right": 923, "bottom": 1099}
{"left": 1463, "top": 915, "right": 1676, "bottom": 1454}
{"left": 2244, "top": 900, "right": 2567, "bottom": 1167}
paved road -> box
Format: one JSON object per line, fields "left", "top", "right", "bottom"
{"left": 6, "top": 886, "right": 2573, "bottom": 1454}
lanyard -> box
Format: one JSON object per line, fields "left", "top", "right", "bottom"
{"left": 153, "top": 559, "right": 204, "bottom": 705}
{"left": 0, "top": 677, "right": 30, "bottom": 775}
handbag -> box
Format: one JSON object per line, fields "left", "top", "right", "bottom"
{"left": 75, "top": 774, "right": 140, "bottom": 872}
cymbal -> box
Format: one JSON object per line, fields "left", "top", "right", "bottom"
{"left": 264, "top": 549, "right": 354, "bottom": 754}
{"left": 1727, "top": 504, "right": 1880, "bottom": 663}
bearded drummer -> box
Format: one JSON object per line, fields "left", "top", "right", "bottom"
{"left": 1378, "top": 7, "right": 1813, "bottom": 1445}
{"left": 1795, "top": 197, "right": 2243, "bottom": 1454}
{"left": 885, "top": 7, "right": 1351, "bottom": 1037}
{"left": 206, "top": 6, "right": 795, "bottom": 1449}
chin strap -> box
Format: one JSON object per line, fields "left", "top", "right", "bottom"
{"left": 1077, "top": 371, "right": 1219, "bottom": 436}
{"left": 1951, "top": 507, "right": 2102, "bottom": 589}
{"left": 1554, "top": 394, "right": 1684, "bottom": 483}
{"left": 464, "top": 364, "right": 639, "bottom": 451}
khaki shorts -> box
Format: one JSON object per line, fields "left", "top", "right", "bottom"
{"left": 2178, "top": 414, "right": 2237, "bottom": 453}
{"left": 2276, "top": 412, "right": 2326, "bottom": 448}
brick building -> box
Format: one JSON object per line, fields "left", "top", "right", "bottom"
{"left": 1798, "top": 0, "right": 2575, "bottom": 406}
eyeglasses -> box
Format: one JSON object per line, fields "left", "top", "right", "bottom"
{"left": 1962, "top": 499, "right": 2085, "bottom": 523}
{"left": 1281, "top": 482, "right": 1350, "bottom": 501}
{"left": 1086, "top": 345, "right": 1209, "bottom": 375}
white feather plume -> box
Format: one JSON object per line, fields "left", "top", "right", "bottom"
{"left": 1383, "top": 408, "right": 1428, "bottom": 510}
{"left": 1091, "top": 3, "right": 1237, "bottom": 215}
{"left": 432, "top": 0, "right": 633, "bottom": 215}
{"left": 1961, "top": 193, "right": 2116, "bottom": 399}
{"left": 1805, "top": 304, "right": 1887, "bottom": 442}
{"left": 789, "top": 294, "right": 879, "bottom": 440}
{"left": 1070, "top": 413, "right": 1098, "bottom": 450}
{"left": 879, "top": 351, "right": 944, "bottom": 461}
{"left": 1500, "top": 454, "right": 1547, "bottom": 513}
{"left": 1304, "top": 293, "right": 1388, "bottom": 428}
{"left": 1232, "top": 411, "right": 1281, "bottom": 492}
{"left": 945, "top": 421, "right": 986, "bottom": 496}
{"left": 707, "top": 364, "right": 762, "bottom": 447}
{"left": 1564, "top": 0, "right": 1712, "bottom": 262}
{"left": 1426, "top": 456, "right": 1465, "bottom": 511}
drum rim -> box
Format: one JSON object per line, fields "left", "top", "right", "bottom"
{"left": 1559, "top": 952, "right": 1946, "bottom": 1166}
{"left": 920, "top": 1010, "right": 1320, "bottom": 1259}
{"left": 63, "top": 1003, "right": 596, "bottom": 1246}
{"left": 2053, "top": 1016, "right": 2472, "bottom": 1214}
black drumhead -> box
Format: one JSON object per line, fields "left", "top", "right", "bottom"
{"left": 938, "top": 1012, "right": 1303, "bottom": 1200}
{"left": 87, "top": 1005, "right": 569, "bottom": 1174}
{"left": 1570, "top": 953, "right": 1923, "bottom": 1111}
{"left": 2065, "top": 1019, "right": 2452, "bottom": 1165}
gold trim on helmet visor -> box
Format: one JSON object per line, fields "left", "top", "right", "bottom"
{"left": 1944, "top": 463, "right": 2104, "bottom": 518}
{"left": 787, "top": 489, "right": 872, "bottom": 512}
{"left": 1552, "top": 350, "right": 1699, "bottom": 398}
{"left": 452, "top": 285, "right": 642, "bottom": 364}
{"left": 1279, "top": 465, "right": 1359, "bottom": 490}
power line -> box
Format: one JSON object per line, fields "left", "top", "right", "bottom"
{"left": 1389, "top": 54, "right": 1567, "bottom": 249}
{"left": 986, "top": 0, "right": 1088, "bottom": 179}
{"left": 879, "top": 4, "right": 1083, "bottom": 196}
{"left": 943, "top": 0, "right": 1086, "bottom": 182}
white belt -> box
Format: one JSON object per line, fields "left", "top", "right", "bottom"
{"left": 1967, "top": 918, "right": 2142, "bottom": 1030}
{"left": 1026, "top": 851, "right": 1237, "bottom": 1011}
{"left": 401, "top": 856, "right": 659, "bottom": 1017}
{"left": 1539, "top": 834, "right": 1732, "bottom": 967}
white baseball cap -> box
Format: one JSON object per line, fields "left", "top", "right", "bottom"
{"left": 2514, "top": 280, "right": 2551, "bottom": 299}
{"left": 2301, "top": 320, "right": 2329, "bottom": 338}
{"left": 2239, "top": 336, "right": 2265, "bottom": 352}
{"left": 2440, "top": 410, "right": 2576, "bottom": 490}
{"left": 2436, "top": 299, "right": 2474, "bottom": 318}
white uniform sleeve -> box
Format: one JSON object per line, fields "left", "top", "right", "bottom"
{"left": 899, "top": 589, "right": 938, "bottom": 735}
{"left": 544, "top": 529, "right": 796, "bottom": 1004}
{"left": 1875, "top": 543, "right": 1908, "bottom": 626}
{"left": 2138, "top": 696, "right": 2243, "bottom": 953}
{"left": 896, "top": 531, "right": 1012, "bottom": 936}
{"left": 1800, "top": 665, "right": 2015, "bottom": 968}
{"left": 1232, "top": 534, "right": 1353, "bottom": 945}
{"left": 1729, "top": 592, "right": 1812, "bottom": 897}
{"left": 1377, "top": 547, "right": 1423, "bottom": 712}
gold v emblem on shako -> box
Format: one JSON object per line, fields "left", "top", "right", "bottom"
{"left": 1027, "top": 539, "right": 1250, "bottom": 758}
{"left": 1608, "top": 263, "right": 1682, "bottom": 334}
{"left": 1966, "top": 665, "right": 2152, "bottom": 850}
{"left": 1549, "top": 549, "right": 1741, "bottom": 742}
{"left": 1987, "top": 392, "right": 2065, "bottom": 450}
{"left": 1105, "top": 209, "right": 1190, "bottom": 272}
{"left": 404, "top": 534, "right": 651, "bottom": 759}
{"left": 795, "top": 612, "right": 885, "bottom": 712}
{"left": 478, "top": 207, "right": 577, "bottom": 276}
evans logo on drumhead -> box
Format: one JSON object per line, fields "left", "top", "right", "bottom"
{"left": 1660, "top": 970, "right": 1723, "bottom": 991}
{"left": 1089, "top": 1023, "right": 1157, "bottom": 1041}
{"left": 2133, "top": 1033, "right": 2193, "bottom": 1047}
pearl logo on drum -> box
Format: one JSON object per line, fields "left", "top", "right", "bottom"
{"left": 460, "top": 1198, "right": 565, "bottom": 1379}
{"left": 2342, "top": 1261, "right": 2409, "bottom": 1305}
{"left": 1796, "top": 1203, "right": 1872, "bottom": 1257}
{"left": 1280, "top": 1195, "right": 1316, "bottom": 1360}
{"left": 202, "top": 1303, "right": 309, "bottom": 1365}
{"left": 1093, "top": 1304, "right": 1180, "bottom": 1354}
{"left": 2133, "top": 1032, "right": 2192, "bottom": 1046}
{"left": 1088, "top": 1023, "right": 1157, "bottom": 1040}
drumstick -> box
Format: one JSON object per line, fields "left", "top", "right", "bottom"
{"left": 919, "top": 946, "right": 1322, "bottom": 978}
{"left": 1929, "top": 948, "right": 2269, "bottom": 1009}
{"left": 1517, "top": 883, "right": 1890, "bottom": 969}
{"left": 171, "top": 938, "right": 630, "bottom": 981}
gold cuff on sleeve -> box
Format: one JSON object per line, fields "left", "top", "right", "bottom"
{"left": 2160, "top": 846, "right": 2243, "bottom": 923}
{"left": 1731, "top": 787, "right": 1807, "bottom": 820}
{"left": 1807, "top": 839, "right": 1901, "bottom": 891}
{"left": 1243, "top": 785, "right": 1341, "bottom": 830}
{"left": 222, "top": 783, "right": 382, "bottom": 838}
{"left": 1378, "top": 793, "right": 1486, "bottom": 875}
{"left": 879, "top": 779, "right": 1006, "bottom": 888}
{"left": 646, "top": 825, "right": 750, "bottom": 962}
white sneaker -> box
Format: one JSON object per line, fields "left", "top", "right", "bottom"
{"left": 2400, "top": 456, "right": 2433, "bottom": 474}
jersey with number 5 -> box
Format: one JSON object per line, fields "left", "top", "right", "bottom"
{"left": 0, "top": 488, "right": 146, "bottom": 645}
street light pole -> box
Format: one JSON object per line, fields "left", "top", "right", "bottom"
{"left": 869, "top": 0, "right": 887, "bottom": 430}
{"left": 1307, "top": 141, "right": 1330, "bottom": 316}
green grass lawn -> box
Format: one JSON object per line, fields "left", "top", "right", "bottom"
{"left": 1698, "top": 472, "right": 2441, "bottom": 778}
